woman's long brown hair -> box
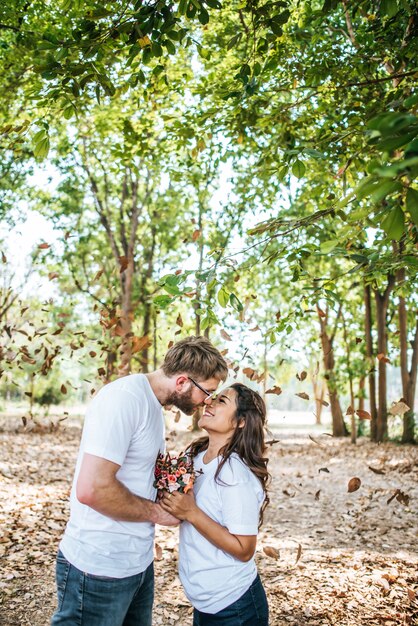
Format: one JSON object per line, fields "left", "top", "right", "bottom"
{"left": 187, "top": 383, "right": 270, "bottom": 528}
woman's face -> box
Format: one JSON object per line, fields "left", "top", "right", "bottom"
{"left": 198, "top": 387, "right": 239, "bottom": 437}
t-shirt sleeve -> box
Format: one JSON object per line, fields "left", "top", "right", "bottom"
{"left": 81, "top": 388, "right": 141, "bottom": 466}
{"left": 218, "top": 460, "right": 262, "bottom": 535}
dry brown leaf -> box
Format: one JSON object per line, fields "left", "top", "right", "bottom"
{"left": 38, "top": 242, "right": 50, "bottom": 249}
{"left": 132, "top": 335, "right": 152, "bottom": 354}
{"left": 266, "top": 386, "right": 282, "bottom": 396}
{"left": 377, "top": 353, "right": 391, "bottom": 363}
{"left": 263, "top": 546, "right": 279, "bottom": 560}
{"left": 155, "top": 543, "right": 163, "bottom": 560}
{"left": 176, "top": 314, "right": 183, "bottom": 328}
{"left": 296, "top": 370, "right": 307, "bottom": 381}
{"left": 389, "top": 401, "right": 410, "bottom": 416}
{"left": 296, "top": 392, "right": 309, "bottom": 400}
{"left": 118, "top": 256, "right": 129, "bottom": 273}
{"left": 356, "top": 409, "right": 371, "bottom": 420}
{"left": 347, "top": 477, "right": 361, "bottom": 493}
{"left": 295, "top": 543, "right": 302, "bottom": 564}
{"left": 192, "top": 229, "right": 201, "bottom": 241}
{"left": 220, "top": 329, "right": 232, "bottom": 341}
{"left": 60, "top": 384, "right": 67, "bottom": 394}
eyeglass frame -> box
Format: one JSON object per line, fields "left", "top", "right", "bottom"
{"left": 188, "top": 376, "right": 217, "bottom": 400}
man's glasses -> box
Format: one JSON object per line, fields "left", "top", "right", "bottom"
{"left": 188, "top": 376, "right": 217, "bottom": 400}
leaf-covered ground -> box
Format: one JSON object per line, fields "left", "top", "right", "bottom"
{"left": 0, "top": 415, "right": 417, "bottom": 626}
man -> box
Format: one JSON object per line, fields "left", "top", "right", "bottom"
{"left": 51, "top": 336, "right": 228, "bottom": 626}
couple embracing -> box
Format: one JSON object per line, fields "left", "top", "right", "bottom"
{"left": 51, "top": 336, "right": 270, "bottom": 626}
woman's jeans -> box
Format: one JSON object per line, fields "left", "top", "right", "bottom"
{"left": 50, "top": 550, "right": 154, "bottom": 626}
{"left": 193, "top": 574, "right": 269, "bottom": 626}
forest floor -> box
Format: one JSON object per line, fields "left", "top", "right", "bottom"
{"left": 0, "top": 413, "right": 417, "bottom": 626}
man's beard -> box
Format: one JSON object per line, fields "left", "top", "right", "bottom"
{"left": 165, "top": 388, "right": 197, "bottom": 415}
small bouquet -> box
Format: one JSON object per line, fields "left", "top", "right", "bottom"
{"left": 154, "top": 451, "right": 201, "bottom": 497}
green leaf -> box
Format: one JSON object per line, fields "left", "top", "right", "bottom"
{"left": 229, "top": 293, "right": 243, "bottom": 312}
{"left": 292, "top": 160, "right": 306, "bottom": 178}
{"left": 153, "top": 295, "right": 172, "bottom": 308}
{"left": 217, "top": 287, "right": 230, "bottom": 308}
{"left": 33, "top": 136, "right": 50, "bottom": 159}
{"left": 406, "top": 188, "right": 418, "bottom": 227}
{"left": 320, "top": 239, "right": 339, "bottom": 253}
{"left": 370, "top": 180, "right": 402, "bottom": 204}
{"left": 380, "top": 206, "right": 405, "bottom": 241}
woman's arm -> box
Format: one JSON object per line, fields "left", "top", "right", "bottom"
{"left": 160, "top": 490, "right": 256, "bottom": 562}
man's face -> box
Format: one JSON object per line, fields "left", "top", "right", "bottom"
{"left": 168, "top": 376, "right": 221, "bottom": 415}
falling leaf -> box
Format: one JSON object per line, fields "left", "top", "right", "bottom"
{"left": 263, "top": 546, "right": 279, "bottom": 560}
{"left": 283, "top": 489, "right": 296, "bottom": 497}
{"left": 309, "top": 435, "right": 324, "bottom": 447}
{"left": 192, "top": 229, "right": 201, "bottom": 241}
{"left": 356, "top": 409, "right": 371, "bottom": 420}
{"left": 1, "top": 251, "right": 6, "bottom": 263}
{"left": 249, "top": 325, "right": 261, "bottom": 331}
{"left": 93, "top": 269, "right": 104, "bottom": 282}
{"left": 296, "top": 392, "right": 309, "bottom": 400}
{"left": 389, "top": 401, "right": 410, "bottom": 416}
{"left": 60, "top": 384, "right": 67, "bottom": 394}
{"left": 315, "top": 490, "right": 321, "bottom": 500}
{"left": 317, "top": 307, "right": 326, "bottom": 318}
{"left": 176, "top": 314, "right": 183, "bottom": 327}
{"left": 89, "top": 351, "right": 97, "bottom": 358}
{"left": 266, "top": 386, "right": 282, "bottom": 396}
{"left": 21, "top": 416, "right": 27, "bottom": 427}
{"left": 155, "top": 543, "right": 163, "bottom": 560}
{"left": 295, "top": 543, "right": 302, "bottom": 564}
{"left": 377, "top": 353, "right": 391, "bottom": 363}
{"left": 38, "top": 242, "right": 50, "bottom": 249}
{"left": 368, "top": 466, "right": 385, "bottom": 475}
{"left": 318, "top": 467, "right": 330, "bottom": 474}
{"left": 118, "top": 256, "right": 129, "bottom": 272}
{"left": 296, "top": 370, "right": 307, "bottom": 381}
{"left": 387, "top": 489, "right": 410, "bottom": 506}
{"left": 243, "top": 367, "right": 257, "bottom": 380}
{"left": 174, "top": 411, "right": 181, "bottom": 423}
{"left": 220, "top": 329, "right": 232, "bottom": 341}
{"left": 348, "top": 477, "right": 361, "bottom": 493}
{"left": 48, "top": 272, "right": 59, "bottom": 280}
{"left": 346, "top": 405, "right": 355, "bottom": 415}
{"left": 318, "top": 399, "right": 329, "bottom": 406}
{"left": 132, "top": 335, "right": 152, "bottom": 354}
{"left": 97, "top": 367, "right": 106, "bottom": 377}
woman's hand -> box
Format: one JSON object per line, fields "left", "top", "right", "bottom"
{"left": 160, "top": 489, "right": 198, "bottom": 522}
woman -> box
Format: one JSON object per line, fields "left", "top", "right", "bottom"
{"left": 161, "top": 383, "right": 270, "bottom": 626}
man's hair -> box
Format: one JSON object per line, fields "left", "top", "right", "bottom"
{"left": 162, "top": 336, "right": 228, "bottom": 381}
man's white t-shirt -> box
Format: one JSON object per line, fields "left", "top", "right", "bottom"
{"left": 179, "top": 451, "right": 264, "bottom": 613}
{"left": 60, "top": 374, "right": 165, "bottom": 578}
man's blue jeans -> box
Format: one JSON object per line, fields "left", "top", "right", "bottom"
{"left": 50, "top": 550, "right": 154, "bottom": 626}
{"left": 193, "top": 574, "right": 269, "bottom": 626}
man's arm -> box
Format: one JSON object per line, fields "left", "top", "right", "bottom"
{"left": 76, "top": 453, "right": 179, "bottom": 526}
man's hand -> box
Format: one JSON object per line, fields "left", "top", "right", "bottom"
{"left": 152, "top": 503, "right": 180, "bottom": 526}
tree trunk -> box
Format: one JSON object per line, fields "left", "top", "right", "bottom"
{"left": 398, "top": 266, "right": 418, "bottom": 443}
{"left": 374, "top": 275, "right": 395, "bottom": 442}
{"left": 317, "top": 305, "right": 347, "bottom": 437}
{"left": 118, "top": 258, "right": 134, "bottom": 377}
{"left": 364, "top": 284, "right": 378, "bottom": 439}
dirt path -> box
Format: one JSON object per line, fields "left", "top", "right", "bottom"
{"left": 0, "top": 418, "right": 417, "bottom": 626}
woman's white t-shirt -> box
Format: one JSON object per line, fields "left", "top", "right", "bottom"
{"left": 60, "top": 374, "right": 165, "bottom": 578}
{"left": 179, "top": 451, "right": 264, "bottom": 613}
